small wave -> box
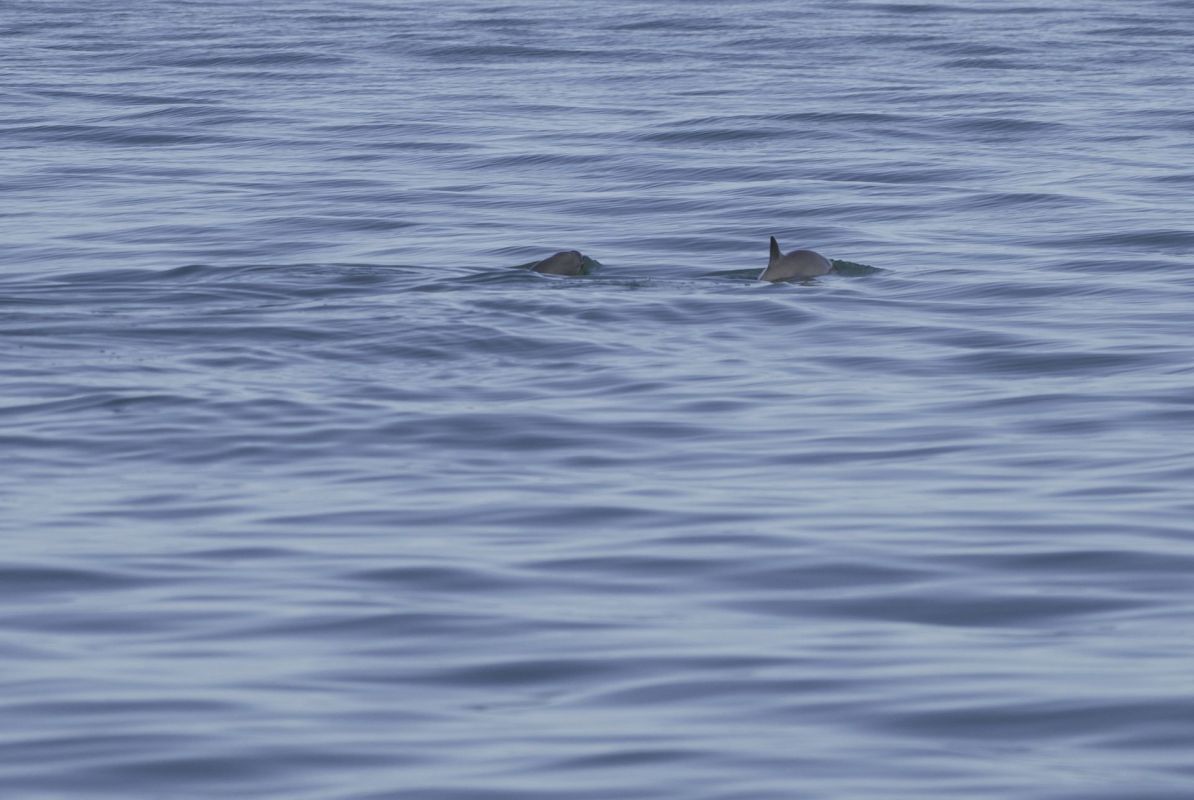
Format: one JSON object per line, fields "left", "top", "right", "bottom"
{"left": 419, "top": 44, "right": 588, "bottom": 61}
{"left": 0, "top": 564, "right": 152, "bottom": 596}
{"left": 1, "top": 123, "right": 241, "bottom": 146}
{"left": 636, "top": 127, "right": 786, "bottom": 144}
{"left": 941, "top": 57, "right": 1031, "bottom": 70}
{"left": 165, "top": 51, "right": 352, "bottom": 68}
{"left": 612, "top": 16, "right": 742, "bottom": 32}
{"left": 942, "top": 116, "right": 1068, "bottom": 136}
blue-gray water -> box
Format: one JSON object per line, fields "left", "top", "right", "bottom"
{"left": 3, "top": 1, "right": 1194, "bottom": 797}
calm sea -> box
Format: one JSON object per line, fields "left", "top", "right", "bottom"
{"left": 3, "top": 1, "right": 1193, "bottom": 798}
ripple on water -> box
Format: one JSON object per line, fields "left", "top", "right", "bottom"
{"left": 4, "top": 1, "right": 1194, "bottom": 798}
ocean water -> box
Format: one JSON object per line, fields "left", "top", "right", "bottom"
{"left": 3, "top": 1, "right": 1194, "bottom": 797}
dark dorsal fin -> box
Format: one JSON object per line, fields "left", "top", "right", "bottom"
{"left": 769, "top": 236, "right": 781, "bottom": 263}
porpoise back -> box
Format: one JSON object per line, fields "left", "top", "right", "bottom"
{"left": 532, "top": 250, "right": 586, "bottom": 276}
{"left": 758, "top": 236, "right": 832, "bottom": 282}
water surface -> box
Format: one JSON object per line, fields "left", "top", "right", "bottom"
{"left": 3, "top": 1, "right": 1194, "bottom": 798}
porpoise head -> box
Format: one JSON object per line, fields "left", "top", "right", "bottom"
{"left": 531, "top": 250, "right": 587, "bottom": 276}
{"left": 758, "top": 236, "right": 833, "bottom": 282}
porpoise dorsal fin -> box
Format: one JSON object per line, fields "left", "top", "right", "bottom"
{"left": 769, "top": 236, "right": 781, "bottom": 264}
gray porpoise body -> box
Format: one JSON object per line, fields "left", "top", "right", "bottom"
{"left": 531, "top": 250, "right": 586, "bottom": 276}
{"left": 758, "top": 236, "right": 833, "bottom": 281}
